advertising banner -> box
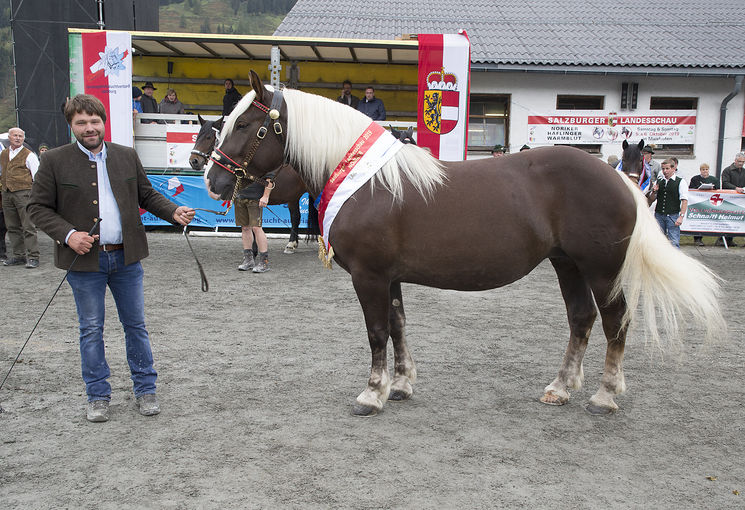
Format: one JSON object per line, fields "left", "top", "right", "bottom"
{"left": 681, "top": 190, "right": 745, "bottom": 234}
{"left": 417, "top": 31, "right": 470, "bottom": 161}
{"left": 528, "top": 111, "right": 696, "bottom": 145}
{"left": 165, "top": 124, "right": 202, "bottom": 168}
{"left": 69, "top": 31, "right": 133, "bottom": 146}
{"left": 141, "top": 175, "right": 310, "bottom": 229}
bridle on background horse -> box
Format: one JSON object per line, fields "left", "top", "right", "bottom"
{"left": 183, "top": 88, "right": 287, "bottom": 292}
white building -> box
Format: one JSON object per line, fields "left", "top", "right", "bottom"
{"left": 276, "top": 0, "right": 745, "bottom": 182}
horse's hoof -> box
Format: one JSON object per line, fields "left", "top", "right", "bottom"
{"left": 540, "top": 391, "right": 568, "bottom": 406}
{"left": 388, "top": 389, "right": 412, "bottom": 401}
{"left": 351, "top": 404, "right": 379, "bottom": 417}
{"left": 283, "top": 247, "right": 296, "bottom": 254}
{"left": 585, "top": 403, "right": 615, "bottom": 415}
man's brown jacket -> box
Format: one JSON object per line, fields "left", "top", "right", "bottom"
{"left": 28, "top": 142, "right": 178, "bottom": 271}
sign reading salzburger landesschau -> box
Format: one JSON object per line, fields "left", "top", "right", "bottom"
{"left": 681, "top": 191, "right": 745, "bottom": 234}
{"left": 527, "top": 111, "right": 696, "bottom": 145}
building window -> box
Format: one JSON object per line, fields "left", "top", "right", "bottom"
{"left": 650, "top": 97, "right": 698, "bottom": 110}
{"left": 556, "top": 95, "right": 604, "bottom": 110}
{"left": 468, "top": 94, "right": 509, "bottom": 150}
{"left": 648, "top": 97, "right": 698, "bottom": 155}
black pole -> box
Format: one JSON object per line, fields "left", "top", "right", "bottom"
{"left": 0, "top": 219, "right": 102, "bottom": 412}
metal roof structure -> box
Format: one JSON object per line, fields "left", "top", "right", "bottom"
{"left": 274, "top": 0, "right": 745, "bottom": 75}
{"left": 68, "top": 29, "right": 419, "bottom": 65}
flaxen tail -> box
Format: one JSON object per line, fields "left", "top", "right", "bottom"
{"left": 611, "top": 175, "right": 727, "bottom": 349}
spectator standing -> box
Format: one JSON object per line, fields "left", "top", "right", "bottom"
{"left": 651, "top": 158, "right": 688, "bottom": 248}
{"left": 689, "top": 163, "right": 718, "bottom": 246}
{"left": 235, "top": 173, "right": 275, "bottom": 273}
{"left": 1, "top": 127, "right": 40, "bottom": 268}
{"left": 357, "top": 86, "right": 386, "bottom": 120}
{"left": 718, "top": 152, "right": 745, "bottom": 247}
{"left": 38, "top": 143, "right": 50, "bottom": 154}
{"left": 159, "top": 88, "right": 186, "bottom": 115}
{"left": 337, "top": 80, "right": 359, "bottom": 108}
{"left": 223, "top": 79, "right": 242, "bottom": 116}
{"left": 0, "top": 192, "right": 6, "bottom": 262}
{"left": 140, "top": 82, "right": 159, "bottom": 114}
{"left": 642, "top": 145, "right": 662, "bottom": 179}
{"left": 28, "top": 94, "right": 196, "bottom": 422}
{"left": 132, "top": 87, "right": 143, "bottom": 115}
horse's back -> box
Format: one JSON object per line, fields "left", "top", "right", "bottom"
{"left": 330, "top": 146, "right": 636, "bottom": 290}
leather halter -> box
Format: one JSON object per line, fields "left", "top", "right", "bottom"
{"left": 190, "top": 125, "right": 220, "bottom": 160}
{"left": 209, "top": 88, "right": 285, "bottom": 187}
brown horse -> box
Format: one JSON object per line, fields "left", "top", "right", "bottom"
{"left": 191, "top": 115, "right": 318, "bottom": 250}
{"left": 206, "top": 71, "right": 725, "bottom": 417}
{"left": 619, "top": 138, "right": 653, "bottom": 193}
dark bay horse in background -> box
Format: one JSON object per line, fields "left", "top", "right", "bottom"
{"left": 207, "top": 71, "right": 725, "bottom": 417}
{"left": 619, "top": 138, "right": 652, "bottom": 193}
{"left": 190, "top": 115, "right": 319, "bottom": 252}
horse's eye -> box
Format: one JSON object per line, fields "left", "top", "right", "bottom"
{"left": 236, "top": 122, "right": 247, "bottom": 130}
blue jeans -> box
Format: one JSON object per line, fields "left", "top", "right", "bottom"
{"left": 655, "top": 212, "right": 681, "bottom": 248}
{"left": 66, "top": 250, "right": 157, "bottom": 401}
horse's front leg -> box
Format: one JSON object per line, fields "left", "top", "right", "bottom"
{"left": 388, "top": 282, "right": 416, "bottom": 401}
{"left": 351, "top": 272, "right": 392, "bottom": 416}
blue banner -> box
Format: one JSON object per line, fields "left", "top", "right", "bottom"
{"left": 142, "top": 175, "right": 309, "bottom": 229}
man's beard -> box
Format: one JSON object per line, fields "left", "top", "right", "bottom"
{"left": 76, "top": 131, "right": 104, "bottom": 151}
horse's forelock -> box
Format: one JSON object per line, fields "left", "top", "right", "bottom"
{"left": 217, "top": 89, "right": 257, "bottom": 150}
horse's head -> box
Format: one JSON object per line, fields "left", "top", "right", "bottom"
{"left": 390, "top": 126, "right": 416, "bottom": 145}
{"left": 205, "top": 70, "right": 288, "bottom": 200}
{"left": 621, "top": 139, "right": 645, "bottom": 185}
{"left": 190, "top": 115, "right": 223, "bottom": 170}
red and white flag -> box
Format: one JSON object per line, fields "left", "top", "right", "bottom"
{"left": 417, "top": 32, "right": 471, "bottom": 161}
{"left": 79, "top": 31, "right": 133, "bottom": 146}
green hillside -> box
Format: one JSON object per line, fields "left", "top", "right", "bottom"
{"left": 0, "top": 0, "right": 295, "bottom": 130}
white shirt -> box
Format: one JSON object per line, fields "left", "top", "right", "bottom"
{"left": 65, "top": 142, "right": 123, "bottom": 245}
{"left": 7, "top": 145, "right": 40, "bottom": 178}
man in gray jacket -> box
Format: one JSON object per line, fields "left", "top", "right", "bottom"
{"left": 28, "top": 94, "right": 195, "bottom": 422}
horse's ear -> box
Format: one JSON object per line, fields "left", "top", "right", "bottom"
{"left": 249, "top": 70, "right": 265, "bottom": 103}
{"left": 406, "top": 127, "right": 414, "bottom": 137}
{"left": 198, "top": 114, "right": 205, "bottom": 126}
{"left": 622, "top": 139, "right": 629, "bottom": 149}
{"left": 215, "top": 116, "right": 224, "bottom": 129}
{"left": 637, "top": 139, "right": 645, "bottom": 150}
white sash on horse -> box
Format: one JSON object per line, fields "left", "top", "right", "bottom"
{"left": 316, "top": 122, "right": 403, "bottom": 267}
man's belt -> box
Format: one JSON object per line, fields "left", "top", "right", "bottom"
{"left": 100, "top": 244, "right": 123, "bottom": 252}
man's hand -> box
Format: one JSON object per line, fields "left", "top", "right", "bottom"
{"left": 259, "top": 196, "right": 269, "bottom": 207}
{"left": 173, "top": 206, "right": 196, "bottom": 225}
{"left": 68, "top": 232, "right": 99, "bottom": 255}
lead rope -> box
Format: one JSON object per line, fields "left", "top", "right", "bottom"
{"left": 183, "top": 174, "right": 244, "bottom": 292}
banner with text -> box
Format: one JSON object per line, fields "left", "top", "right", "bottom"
{"left": 141, "top": 175, "right": 310, "bottom": 229}
{"left": 69, "top": 31, "right": 133, "bottom": 146}
{"left": 681, "top": 190, "right": 745, "bottom": 234}
{"left": 166, "top": 124, "right": 201, "bottom": 168}
{"left": 528, "top": 111, "right": 696, "bottom": 145}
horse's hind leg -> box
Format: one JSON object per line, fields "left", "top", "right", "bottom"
{"left": 586, "top": 280, "right": 628, "bottom": 415}
{"left": 351, "top": 272, "right": 393, "bottom": 416}
{"left": 284, "top": 200, "right": 300, "bottom": 253}
{"left": 388, "top": 282, "right": 417, "bottom": 401}
{"left": 541, "top": 256, "right": 597, "bottom": 406}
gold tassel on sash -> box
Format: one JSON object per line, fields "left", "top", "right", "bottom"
{"left": 317, "top": 236, "right": 334, "bottom": 269}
